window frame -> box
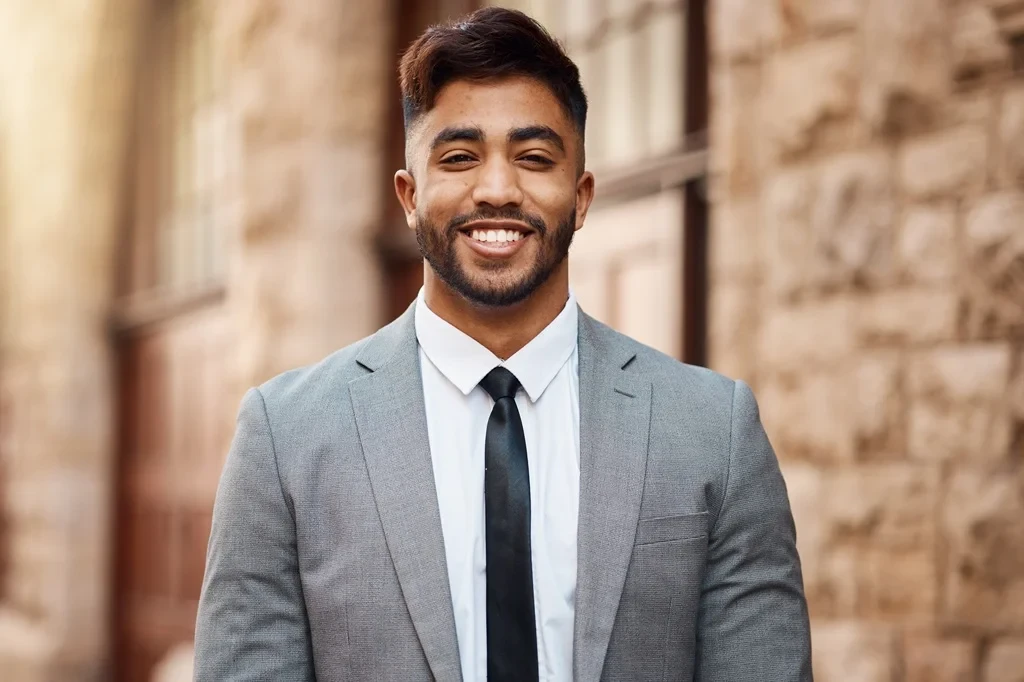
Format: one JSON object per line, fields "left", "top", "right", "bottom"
{"left": 115, "top": 0, "right": 226, "bottom": 334}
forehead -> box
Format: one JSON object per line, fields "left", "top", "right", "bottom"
{"left": 418, "top": 76, "right": 574, "bottom": 141}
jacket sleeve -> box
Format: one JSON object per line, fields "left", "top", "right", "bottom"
{"left": 194, "top": 388, "right": 315, "bottom": 681}
{"left": 694, "top": 380, "right": 813, "bottom": 681}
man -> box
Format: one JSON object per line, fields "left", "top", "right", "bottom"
{"left": 194, "top": 7, "right": 812, "bottom": 681}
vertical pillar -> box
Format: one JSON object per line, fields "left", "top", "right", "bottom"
{"left": 0, "top": 2, "right": 144, "bottom": 679}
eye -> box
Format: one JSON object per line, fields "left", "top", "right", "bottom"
{"left": 519, "top": 154, "right": 555, "bottom": 167}
{"left": 440, "top": 153, "right": 476, "bottom": 166}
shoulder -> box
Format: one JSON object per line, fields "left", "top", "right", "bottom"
{"left": 585, "top": 314, "right": 738, "bottom": 409}
{"left": 254, "top": 307, "right": 414, "bottom": 417}
{"left": 255, "top": 335, "right": 373, "bottom": 415}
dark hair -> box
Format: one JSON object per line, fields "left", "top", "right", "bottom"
{"left": 398, "top": 7, "right": 588, "bottom": 137}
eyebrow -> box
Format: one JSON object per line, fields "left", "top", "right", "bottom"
{"left": 508, "top": 125, "right": 565, "bottom": 152}
{"left": 430, "top": 126, "right": 484, "bottom": 151}
{"left": 429, "top": 124, "right": 566, "bottom": 154}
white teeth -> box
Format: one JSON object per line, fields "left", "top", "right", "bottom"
{"left": 470, "top": 229, "right": 523, "bottom": 244}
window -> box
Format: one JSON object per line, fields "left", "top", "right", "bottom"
{"left": 120, "top": 0, "right": 229, "bottom": 323}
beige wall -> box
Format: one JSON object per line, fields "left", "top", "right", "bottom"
{"left": 0, "top": 0, "right": 392, "bottom": 679}
{"left": 218, "top": 0, "right": 391, "bottom": 391}
{"left": 0, "top": 1, "right": 145, "bottom": 679}
{"left": 708, "top": 1, "right": 1024, "bottom": 680}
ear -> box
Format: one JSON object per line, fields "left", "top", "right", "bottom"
{"left": 394, "top": 170, "right": 417, "bottom": 231}
{"left": 574, "top": 171, "right": 595, "bottom": 231}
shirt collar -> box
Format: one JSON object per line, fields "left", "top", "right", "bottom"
{"left": 414, "top": 288, "right": 578, "bottom": 403}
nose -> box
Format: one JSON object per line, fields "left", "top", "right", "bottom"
{"left": 470, "top": 157, "right": 524, "bottom": 208}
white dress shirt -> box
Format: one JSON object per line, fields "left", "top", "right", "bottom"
{"left": 415, "top": 289, "right": 580, "bottom": 682}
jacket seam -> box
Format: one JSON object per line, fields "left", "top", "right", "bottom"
{"left": 254, "top": 386, "right": 296, "bottom": 524}
{"left": 715, "top": 380, "right": 737, "bottom": 534}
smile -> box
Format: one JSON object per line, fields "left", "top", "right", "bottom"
{"left": 459, "top": 222, "right": 532, "bottom": 258}
{"left": 468, "top": 228, "right": 524, "bottom": 243}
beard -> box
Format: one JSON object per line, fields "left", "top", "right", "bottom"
{"left": 415, "top": 204, "right": 577, "bottom": 307}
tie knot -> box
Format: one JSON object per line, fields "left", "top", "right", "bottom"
{"left": 480, "top": 366, "right": 521, "bottom": 401}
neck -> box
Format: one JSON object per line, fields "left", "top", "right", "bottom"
{"left": 422, "top": 264, "right": 570, "bottom": 360}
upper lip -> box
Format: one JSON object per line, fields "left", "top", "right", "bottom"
{"left": 460, "top": 220, "right": 533, "bottom": 234}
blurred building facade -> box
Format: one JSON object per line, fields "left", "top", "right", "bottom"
{"left": 0, "top": 0, "right": 1021, "bottom": 681}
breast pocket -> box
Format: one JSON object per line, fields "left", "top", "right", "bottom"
{"left": 634, "top": 511, "right": 709, "bottom": 545}
{"left": 605, "top": 511, "right": 710, "bottom": 681}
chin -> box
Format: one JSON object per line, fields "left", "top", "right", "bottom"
{"left": 454, "top": 275, "right": 536, "bottom": 307}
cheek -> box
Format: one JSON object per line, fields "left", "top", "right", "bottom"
{"left": 520, "top": 174, "right": 577, "bottom": 217}
{"left": 420, "top": 176, "right": 472, "bottom": 215}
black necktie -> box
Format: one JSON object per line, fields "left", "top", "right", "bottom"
{"left": 480, "top": 367, "right": 538, "bottom": 682}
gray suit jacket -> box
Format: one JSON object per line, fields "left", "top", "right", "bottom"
{"left": 194, "top": 303, "right": 812, "bottom": 681}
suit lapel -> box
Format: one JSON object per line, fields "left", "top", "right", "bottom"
{"left": 349, "top": 305, "right": 463, "bottom": 682}
{"left": 573, "top": 312, "right": 652, "bottom": 682}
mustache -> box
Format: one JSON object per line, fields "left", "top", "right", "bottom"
{"left": 447, "top": 207, "right": 547, "bottom": 236}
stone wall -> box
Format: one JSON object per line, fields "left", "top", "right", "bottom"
{"left": 218, "top": 0, "right": 392, "bottom": 391}
{"left": 0, "top": 1, "right": 145, "bottom": 679}
{"left": 0, "top": 0, "right": 393, "bottom": 678}
{"left": 708, "top": 1, "right": 1024, "bottom": 680}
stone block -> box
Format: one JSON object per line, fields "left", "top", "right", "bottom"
{"left": 710, "top": 63, "right": 763, "bottom": 197}
{"left": 710, "top": 198, "right": 760, "bottom": 279}
{"left": 998, "top": 86, "right": 1024, "bottom": 186}
{"left": 778, "top": 0, "right": 865, "bottom": 38}
{"left": 963, "top": 191, "right": 1024, "bottom": 333}
{"left": 908, "top": 345, "right": 1012, "bottom": 403}
{"left": 899, "top": 127, "right": 988, "bottom": 200}
{"left": 859, "top": 547, "right": 937, "bottom": 619}
{"left": 777, "top": 463, "right": 941, "bottom": 620}
{"left": 812, "top": 546, "right": 861, "bottom": 617}
{"left": 941, "top": 89, "right": 998, "bottom": 130}
{"left": 852, "top": 352, "right": 905, "bottom": 459}
{"left": 856, "top": 289, "right": 960, "bottom": 345}
{"left": 812, "top": 621, "right": 899, "bottom": 682}
{"left": 809, "top": 150, "right": 896, "bottom": 290}
{"left": 942, "top": 470, "right": 1024, "bottom": 630}
{"left": 909, "top": 401, "right": 1013, "bottom": 462}
{"left": 757, "top": 299, "right": 856, "bottom": 374}
{"left": 711, "top": 0, "right": 781, "bottom": 60}
{"left": 1012, "top": 350, "right": 1024, "bottom": 423}
{"left": 952, "top": 4, "right": 1012, "bottom": 79}
{"left": 782, "top": 463, "right": 860, "bottom": 616}
{"left": 764, "top": 152, "right": 896, "bottom": 299}
{"left": 907, "top": 345, "right": 1013, "bottom": 461}
{"left": 984, "top": 640, "right": 1024, "bottom": 682}
{"left": 764, "top": 167, "right": 815, "bottom": 300}
{"left": 898, "top": 204, "right": 958, "bottom": 284}
{"left": 759, "top": 372, "right": 855, "bottom": 462}
{"left": 707, "top": 282, "right": 759, "bottom": 384}
{"left": 903, "top": 634, "right": 976, "bottom": 682}
{"left": 765, "top": 37, "right": 858, "bottom": 157}
{"left": 861, "top": 0, "right": 950, "bottom": 133}
{"left": 825, "top": 464, "right": 938, "bottom": 551}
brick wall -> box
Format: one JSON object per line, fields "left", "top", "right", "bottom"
{"left": 708, "top": 1, "right": 1024, "bottom": 680}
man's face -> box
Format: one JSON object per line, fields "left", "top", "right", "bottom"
{"left": 395, "top": 76, "right": 594, "bottom": 307}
